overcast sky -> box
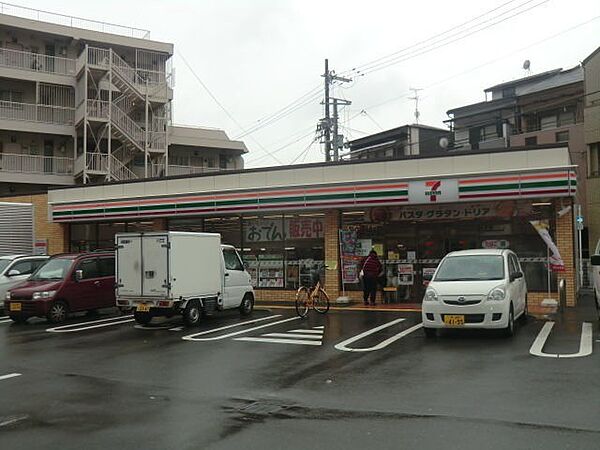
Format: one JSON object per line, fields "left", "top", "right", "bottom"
{"left": 16, "top": 0, "right": 600, "bottom": 167}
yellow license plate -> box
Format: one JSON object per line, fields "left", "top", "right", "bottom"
{"left": 136, "top": 303, "right": 151, "bottom": 312}
{"left": 10, "top": 302, "right": 22, "bottom": 312}
{"left": 444, "top": 315, "right": 465, "bottom": 326}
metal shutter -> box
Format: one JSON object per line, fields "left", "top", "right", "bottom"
{"left": 0, "top": 202, "right": 34, "bottom": 256}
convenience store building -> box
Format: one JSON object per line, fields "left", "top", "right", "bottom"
{"left": 14, "top": 144, "right": 580, "bottom": 306}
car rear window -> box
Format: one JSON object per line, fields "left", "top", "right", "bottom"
{"left": 434, "top": 255, "right": 505, "bottom": 281}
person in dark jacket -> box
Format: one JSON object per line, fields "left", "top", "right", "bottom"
{"left": 361, "top": 250, "right": 383, "bottom": 306}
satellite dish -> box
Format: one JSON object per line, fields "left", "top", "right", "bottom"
{"left": 523, "top": 60, "right": 531, "bottom": 70}
{"left": 439, "top": 137, "right": 449, "bottom": 149}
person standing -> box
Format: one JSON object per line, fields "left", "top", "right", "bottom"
{"left": 361, "top": 250, "right": 383, "bottom": 306}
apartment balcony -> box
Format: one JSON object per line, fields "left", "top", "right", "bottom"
{"left": 0, "top": 153, "right": 74, "bottom": 186}
{"left": 0, "top": 100, "right": 75, "bottom": 135}
{"left": 0, "top": 47, "right": 76, "bottom": 83}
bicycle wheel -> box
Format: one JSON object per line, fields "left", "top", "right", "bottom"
{"left": 313, "top": 288, "right": 330, "bottom": 314}
{"left": 295, "top": 287, "right": 310, "bottom": 318}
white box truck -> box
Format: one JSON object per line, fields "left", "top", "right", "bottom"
{"left": 115, "top": 232, "right": 254, "bottom": 326}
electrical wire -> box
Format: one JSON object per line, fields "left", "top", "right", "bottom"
{"left": 245, "top": 129, "right": 317, "bottom": 165}
{"left": 358, "top": 0, "right": 551, "bottom": 77}
{"left": 177, "top": 51, "right": 284, "bottom": 165}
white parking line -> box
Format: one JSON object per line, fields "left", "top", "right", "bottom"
{"left": 262, "top": 333, "right": 322, "bottom": 339}
{"left": 335, "top": 319, "right": 424, "bottom": 352}
{"left": 529, "top": 322, "right": 593, "bottom": 358}
{"left": 289, "top": 329, "right": 323, "bottom": 334}
{"left": 0, "top": 319, "right": 12, "bottom": 324}
{"left": 0, "top": 373, "right": 22, "bottom": 381}
{"left": 46, "top": 315, "right": 134, "bottom": 333}
{"left": 234, "top": 337, "right": 322, "bottom": 346}
{"left": 181, "top": 315, "right": 294, "bottom": 341}
{"left": 0, "top": 315, "right": 8, "bottom": 320}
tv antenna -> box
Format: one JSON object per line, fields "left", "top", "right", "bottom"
{"left": 409, "top": 87, "right": 422, "bottom": 125}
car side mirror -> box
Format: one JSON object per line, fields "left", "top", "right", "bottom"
{"left": 591, "top": 255, "right": 600, "bottom": 266}
{"left": 75, "top": 269, "right": 83, "bottom": 282}
{"left": 422, "top": 272, "right": 433, "bottom": 281}
{"left": 510, "top": 271, "right": 523, "bottom": 282}
{"left": 7, "top": 269, "right": 21, "bottom": 277}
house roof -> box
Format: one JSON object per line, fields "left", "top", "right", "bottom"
{"left": 348, "top": 124, "right": 448, "bottom": 150}
{"left": 484, "top": 68, "right": 563, "bottom": 92}
{"left": 583, "top": 45, "right": 600, "bottom": 65}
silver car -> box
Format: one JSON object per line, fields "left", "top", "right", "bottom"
{"left": 0, "top": 255, "right": 49, "bottom": 313}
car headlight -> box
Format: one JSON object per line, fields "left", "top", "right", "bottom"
{"left": 5, "top": 292, "right": 11, "bottom": 300}
{"left": 32, "top": 290, "right": 56, "bottom": 300}
{"left": 488, "top": 287, "right": 506, "bottom": 301}
{"left": 424, "top": 288, "right": 438, "bottom": 302}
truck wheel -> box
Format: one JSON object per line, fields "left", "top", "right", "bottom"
{"left": 134, "top": 311, "right": 152, "bottom": 325}
{"left": 47, "top": 301, "right": 68, "bottom": 324}
{"left": 183, "top": 300, "right": 201, "bottom": 326}
{"left": 239, "top": 294, "right": 254, "bottom": 316}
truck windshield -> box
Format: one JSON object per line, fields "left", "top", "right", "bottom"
{"left": 434, "top": 255, "right": 505, "bottom": 281}
{"left": 30, "top": 258, "right": 73, "bottom": 281}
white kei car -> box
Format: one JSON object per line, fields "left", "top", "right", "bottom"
{"left": 421, "top": 249, "right": 527, "bottom": 337}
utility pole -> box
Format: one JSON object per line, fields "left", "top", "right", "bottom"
{"left": 409, "top": 87, "right": 422, "bottom": 125}
{"left": 320, "top": 59, "right": 352, "bottom": 162}
{"left": 331, "top": 97, "right": 351, "bottom": 161}
{"left": 323, "top": 59, "right": 332, "bottom": 162}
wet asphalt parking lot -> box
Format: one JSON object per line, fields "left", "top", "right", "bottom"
{"left": 0, "top": 298, "right": 599, "bottom": 450}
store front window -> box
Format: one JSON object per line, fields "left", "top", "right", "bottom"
{"left": 70, "top": 221, "right": 155, "bottom": 252}
{"left": 341, "top": 201, "right": 557, "bottom": 302}
{"left": 170, "top": 213, "right": 326, "bottom": 290}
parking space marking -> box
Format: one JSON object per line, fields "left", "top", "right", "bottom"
{"left": 182, "top": 315, "right": 294, "bottom": 341}
{"left": 0, "top": 316, "right": 8, "bottom": 320}
{"left": 529, "top": 321, "right": 593, "bottom": 358}
{"left": 0, "top": 319, "right": 12, "bottom": 324}
{"left": 262, "top": 333, "right": 322, "bottom": 340}
{"left": 46, "top": 315, "right": 135, "bottom": 333}
{"left": 334, "top": 318, "right": 423, "bottom": 352}
{"left": 234, "top": 337, "right": 322, "bottom": 346}
{"left": 0, "top": 373, "right": 22, "bottom": 381}
{"left": 234, "top": 325, "right": 324, "bottom": 346}
{"left": 134, "top": 325, "right": 173, "bottom": 330}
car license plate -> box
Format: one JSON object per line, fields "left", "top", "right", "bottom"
{"left": 444, "top": 315, "right": 465, "bottom": 326}
{"left": 10, "top": 302, "right": 22, "bottom": 312}
{"left": 136, "top": 303, "right": 151, "bottom": 312}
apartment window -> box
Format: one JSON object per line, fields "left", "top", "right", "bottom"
{"left": 590, "top": 143, "right": 600, "bottom": 177}
{"left": 558, "top": 108, "right": 575, "bottom": 126}
{"left": 539, "top": 114, "right": 557, "bottom": 130}
{"left": 525, "top": 136, "right": 537, "bottom": 146}
{"left": 555, "top": 131, "right": 569, "bottom": 143}
{"left": 0, "top": 90, "right": 23, "bottom": 103}
{"left": 501, "top": 87, "right": 516, "bottom": 98}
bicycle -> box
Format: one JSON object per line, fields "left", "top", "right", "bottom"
{"left": 295, "top": 278, "right": 330, "bottom": 318}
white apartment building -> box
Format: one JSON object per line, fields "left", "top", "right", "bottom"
{"left": 0, "top": 4, "right": 247, "bottom": 194}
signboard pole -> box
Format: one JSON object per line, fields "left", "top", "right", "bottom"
{"left": 337, "top": 229, "right": 349, "bottom": 304}
{"left": 577, "top": 204, "right": 583, "bottom": 288}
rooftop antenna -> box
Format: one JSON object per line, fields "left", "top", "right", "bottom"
{"left": 523, "top": 59, "right": 531, "bottom": 76}
{"left": 409, "top": 87, "right": 422, "bottom": 125}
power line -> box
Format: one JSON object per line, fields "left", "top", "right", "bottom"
{"left": 341, "top": 0, "right": 523, "bottom": 76}
{"left": 245, "top": 129, "right": 317, "bottom": 165}
{"left": 177, "top": 51, "right": 283, "bottom": 164}
{"left": 357, "top": 0, "right": 550, "bottom": 77}
{"left": 349, "top": 13, "right": 600, "bottom": 128}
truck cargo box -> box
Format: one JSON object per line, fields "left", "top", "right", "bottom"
{"left": 116, "top": 232, "right": 222, "bottom": 300}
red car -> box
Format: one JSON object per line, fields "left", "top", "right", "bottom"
{"left": 5, "top": 252, "right": 116, "bottom": 323}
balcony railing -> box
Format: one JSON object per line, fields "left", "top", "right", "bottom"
{"left": 0, "top": 47, "right": 76, "bottom": 76}
{"left": 0, "top": 2, "right": 150, "bottom": 39}
{"left": 0, "top": 100, "right": 74, "bottom": 125}
{"left": 150, "top": 163, "right": 232, "bottom": 177}
{"left": 0, "top": 153, "right": 73, "bottom": 175}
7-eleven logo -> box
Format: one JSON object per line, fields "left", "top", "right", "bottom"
{"left": 425, "top": 180, "right": 442, "bottom": 202}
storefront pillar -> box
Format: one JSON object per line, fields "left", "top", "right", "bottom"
{"left": 324, "top": 210, "right": 341, "bottom": 299}
{"left": 555, "top": 199, "right": 576, "bottom": 306}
